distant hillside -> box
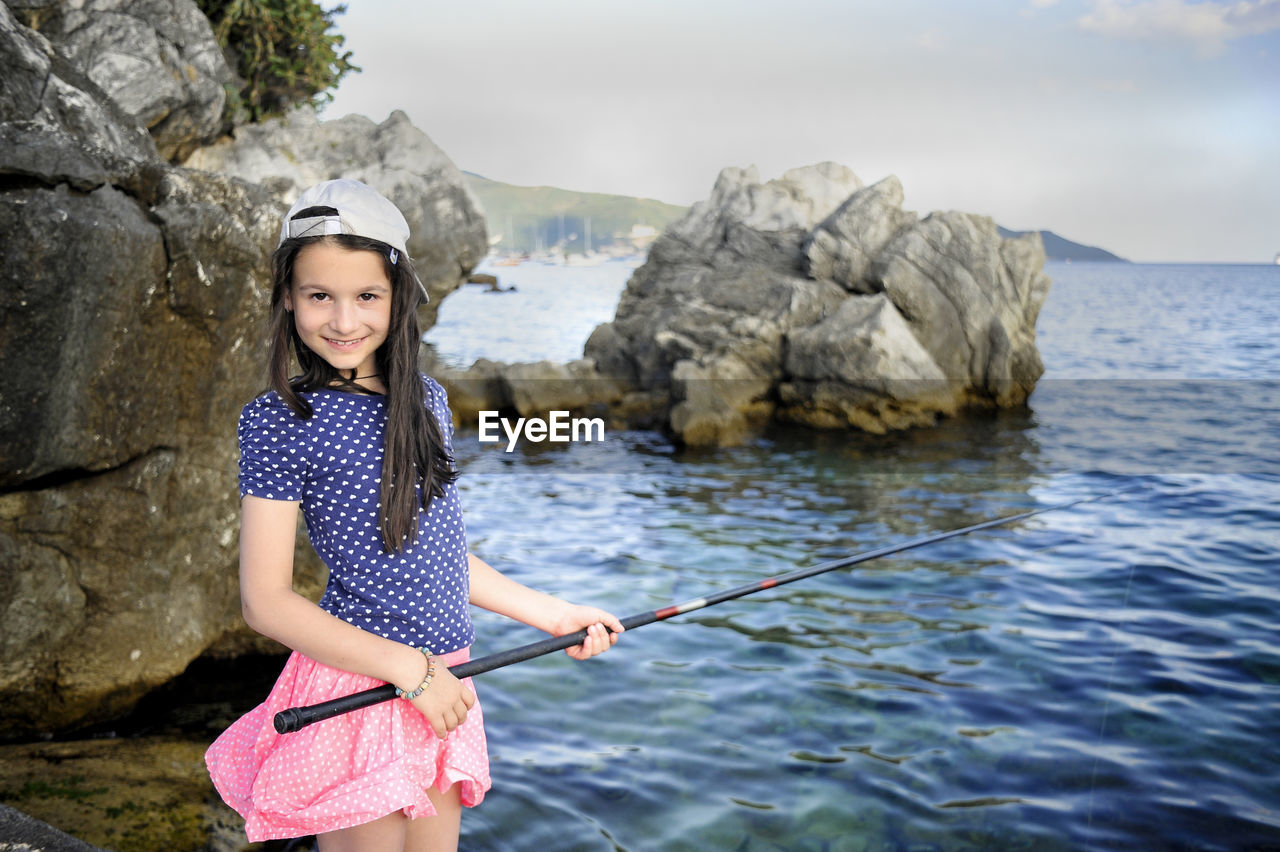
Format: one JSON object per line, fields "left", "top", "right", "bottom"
{"left": 464, "top": 173, "right": 688, "bottom": 255}
{"left": 465, "top": 173, "right": 1124, "bottom": 264}
{"left": 998, "top": 227, "right": 1128, "bottom": 263}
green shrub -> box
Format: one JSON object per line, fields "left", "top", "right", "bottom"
{"left": 197, "top": 0, "right": 360, "bottom": 123}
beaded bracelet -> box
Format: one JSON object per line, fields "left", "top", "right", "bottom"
{"left": 395, "top": 647, "right": 435, "bottom": 700}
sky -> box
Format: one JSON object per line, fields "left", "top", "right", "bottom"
{"left": 323, "top": 0, "right": 1280, "bottom": 263}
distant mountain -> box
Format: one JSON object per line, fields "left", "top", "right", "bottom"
{"left": 463, "top": 173, "right": 687, "bottom": 255}
{"left": 466, "top": 173, "right": 1126, "bottom": 264}
{"left": 997, "top": 227, "right": 1128, "bottom": 263}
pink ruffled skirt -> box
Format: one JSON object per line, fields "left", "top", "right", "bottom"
{"left": 205, "top": 646, "right": 490, "bottom": 841}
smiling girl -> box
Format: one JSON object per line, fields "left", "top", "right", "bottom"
{"left": 206, "top": 180, "right": 622, "bottom": 851}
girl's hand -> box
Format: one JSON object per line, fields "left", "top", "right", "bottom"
{"left": 551, "top": 605, "right": 625, "bottom": 661}
{"left": 407, "top": 660, "right": 476, "bottom": 739}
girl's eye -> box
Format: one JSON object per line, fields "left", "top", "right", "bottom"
{"left": 307, "top": 292, "right": 330, "bottom": 302}
{"left": 358, "top": 292, "right": 380, "bottom": 302}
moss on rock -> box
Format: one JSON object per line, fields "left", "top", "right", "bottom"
{"left": 0, "top": 737, "right": 255, "bottom": 852}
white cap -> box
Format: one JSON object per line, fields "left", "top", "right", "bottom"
{"left": 280, "top": 179, "right": 428, "bottom": 301}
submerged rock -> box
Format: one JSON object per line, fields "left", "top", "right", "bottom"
{"left": 585, "top": 165, "right": 1051, "bottom": 445}
{"left": 0, "top": 738, "right": 232, "bottom": 852}
{"left": 428, "top": 355, "right": 625, "bottom": 426}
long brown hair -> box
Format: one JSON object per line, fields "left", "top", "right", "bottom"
{"left": 267, "top": 223, "right": 458, "bottom": 553}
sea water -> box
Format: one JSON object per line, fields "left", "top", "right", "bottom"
{"left": 426, "top": 260, "right": 1280, "bottom": 850}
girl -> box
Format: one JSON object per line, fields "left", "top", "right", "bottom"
{"left": 206, "top": 179, "right": 622, "bottom": 852}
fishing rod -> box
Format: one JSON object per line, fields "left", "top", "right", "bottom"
{"left": 273, "top": 485, "right": 1138, "bottom": 734}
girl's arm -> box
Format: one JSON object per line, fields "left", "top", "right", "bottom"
{"left": 239, "top": 495, "right": 474, "bottom": 738}
{"left": 467, "top": 552, "right": 623, "bottom": 659}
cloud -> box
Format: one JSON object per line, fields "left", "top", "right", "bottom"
{"left": 1078, "top": 0, "right": 1280, "bottom": 52}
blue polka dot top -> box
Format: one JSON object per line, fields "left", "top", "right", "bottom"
{"left": 237, "top": 374, "right": 474, "bottom": 654}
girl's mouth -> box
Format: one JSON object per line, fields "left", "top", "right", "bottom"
{"left": 324, "top": 337, "right": 366, "bottom": 350}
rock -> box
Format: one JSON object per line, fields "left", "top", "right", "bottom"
{"left": 586, "top": 164, "right": 1051, "bottom": 445}
{"left": 669, "top": 354, "right": 774, "bottom": 447}
{"left": 874, "top": 211, "right": 1049, "bottom": 404}
{"left": 7, "top": 0, "right": 233, "bottom": 162}
{"left": 0, "top": 166, "right": 283, "bottom": 485}
{"left": 183, "top": 107, "right": 488, "bottom": 327}
{"left": 0, "top": 2, "right": 488, "bottom": 732}
{"left": 0, "top": 1, "right": 158, "bottom": 187}
{"left": 0, "top": 169, "right": 292, "bottom": 734}
{"left": 0, "top": 738, "right": 235, "bottom": 852}
{"left": 805, "top": 176, "right": 917, "bottom": 293}
{"left": 499, "top": 360, "right": 621, "bottom": 416}
{"left": 429, "top": 355, "right": 624, "bottom": 426}
{"left": 779, "top": 294, "right": 959, "bottom": 432}
{"left": 0, "top": 182, "right": 166, "bottom": 483}
{"left": 0, "top": 9, "right": 327, "bottom": 734}
{"left": 585, "top": 163, "right": 873, "bottom": 445}
{"left": 661, "top": 162, "right": 862, "bottom": 272}
{"left": 0, "top": 803, "right": 107, "bottom": 852}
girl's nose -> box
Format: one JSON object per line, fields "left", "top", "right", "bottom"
{"left": 328, "top": 300, "right": 359, "bottom": 334}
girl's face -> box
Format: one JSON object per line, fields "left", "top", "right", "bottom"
{"left": 286, "top": 241, "right": 392, "bottom": 383}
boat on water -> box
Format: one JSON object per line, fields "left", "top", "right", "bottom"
{"left": 564, "top": 250, "right": 608, "bottom": 267}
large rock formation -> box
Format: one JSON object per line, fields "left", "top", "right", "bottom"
{"left": 0, "top": 1, "right": 277, "bottom": 734}
{"left": 583, "top": 164, "right": 1051, "bottom": 445}
{"left": 0, "top": 1, "right": 479, "bottom": 735}
{"left": 184, "top": 106, "right": 489, "bottom": 326}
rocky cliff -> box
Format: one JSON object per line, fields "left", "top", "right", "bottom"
{"left": 0, "top": 0, "right": 484, "bottom": 734}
